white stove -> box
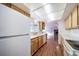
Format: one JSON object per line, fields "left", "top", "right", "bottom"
{"left": 63, "top": 39, "right": 79, "bottom": 56}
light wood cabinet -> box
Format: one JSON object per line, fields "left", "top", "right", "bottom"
{"left": 65, "top": 14, "right": 72, "bottom": 29}
{"left": 31, "top": 37, "right": 39, "bottom": 55}
{"left": 2, "top": 3, "right": 30, "bottom": 17}
{"left": 64, "top": 5, "right": 79, "bottom": 29}
{"left": 31, "top": 33, "right": 47, "bottom": 55}
{"left": 68, "top": 14, "right": 72, "bottom": 28}
{"left": 72, "top": 6, "right": 78, "bottom": 28}
{"left": 77, "top": 6, "right": 79, "bottom": 26}
{"left": 38, "top": 21, "right": 45, "bottom": 31}
{"left": 38, "top": 36, "right": 43, "bottom": 48}
{"left": 42, "top": 34, "right": 47, "bottom": 44}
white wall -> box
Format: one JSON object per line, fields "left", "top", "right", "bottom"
{"left": 0, "top": 4, "right": 31, "bottom": 56}
{"left": 45, "top": 21, "right": 58, "bottom": 35}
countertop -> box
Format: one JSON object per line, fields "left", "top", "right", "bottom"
{"left": 30, "top": 32, "right": 47, "bottom": 39}
{"left": 59, "top": 31, "right": 79, "bottom": 41}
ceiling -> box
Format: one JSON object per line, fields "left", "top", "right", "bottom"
{"left": 24, "top": 3, "right": 67, "bottom": 22}
{"left": 12, "top": 3, "right": 76, "bottom": 23}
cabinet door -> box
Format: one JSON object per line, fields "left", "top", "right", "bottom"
{"left": 31, "top": 37, "right": 39, "bottom": 55}
{"left": 38, "top": 21, "right": 45, "bottom": 30}
{"left": 77, "top": 6, "right": 79, "bottom": 26}
{"left": 31, "top": 39, "right": 34, "bottom": 55}
{"left": 68, "top": 14, "right": 72, "bottom": 28}
{"left": 43, "top": 34, "right": 47, "bottom": 44}
{"left": 64, "top": 14, "right": 72, "bottom": 29}
{"left": 72, "top": 6, "right": 78, "bottom": 28}
{"left": 65, "top": 18, "right": 69, "bottom": 29}
{"left": 38, "top": 36, "right": 43, "bottom": 48}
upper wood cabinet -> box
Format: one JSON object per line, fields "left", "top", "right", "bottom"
{"left": 38, "top": 21, "right": 45, "bottom": 31}
{"left": 72, "top": 6, "right": 78, "bottom": 28}
{"left": 68, "top": 14, "right": 72, "bottom": 28}
{"left": 2, "top": 3, "right": 30, "bottom": 17}
{"left": 65, "top": 14, "right": 72, "bottom": 29}
{"left": 64, "top": 5, "right": 79, "bottom": 29}
{"left": 77, "top": 5, "right": 79, "bottom": 26}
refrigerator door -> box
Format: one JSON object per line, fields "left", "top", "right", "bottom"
{"left": 0, "top": 4, "right": 31, "bottom": 56}
{"left": 0, "top": 4, "right": 30, "bottom": 37}
{"left": 0, "top": 35, "right": 30, "bottom": 56}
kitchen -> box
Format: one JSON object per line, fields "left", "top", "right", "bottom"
{"left": 0, "top": 3, "right": 79, "bottom": 56}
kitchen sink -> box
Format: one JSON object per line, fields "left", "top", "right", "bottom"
{"left": 66, "top": 40, "right": 79, "bottom": 50}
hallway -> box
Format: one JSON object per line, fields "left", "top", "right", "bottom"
{"left": 33, "top": 35, "right": 63, "bottom": 56}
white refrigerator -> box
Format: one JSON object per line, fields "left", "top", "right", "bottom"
{"left": 0, "top": 4, "right": 31, "bottom": 56}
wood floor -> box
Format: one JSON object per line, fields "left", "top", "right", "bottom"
{"left": 33, "top": 35, "right": 64, "bottom": 56}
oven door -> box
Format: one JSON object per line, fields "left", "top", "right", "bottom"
{"left": 63, "top": 40, "right": 73, "bottom": 56}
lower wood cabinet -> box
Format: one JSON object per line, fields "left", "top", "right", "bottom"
{"left": 31, "top": 37, "right": 39, "bottom": 55}
{"left": 42, "top": 34, "right": 47, "bottom": 44}
{"left": 31, "top": 33, "right": 47, "bottom": 55}
{"left": 38, "top": 36, "right": 43, "bottom": 48}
